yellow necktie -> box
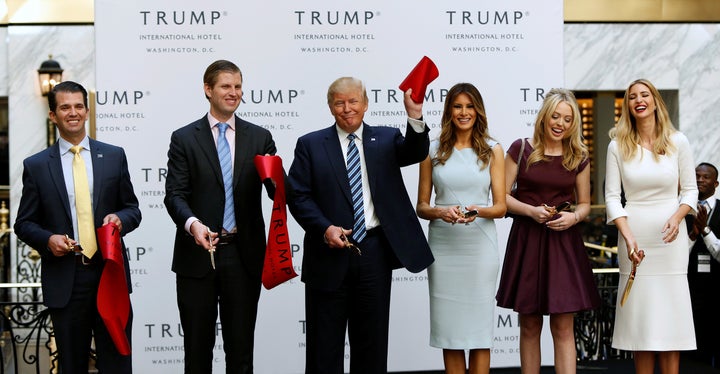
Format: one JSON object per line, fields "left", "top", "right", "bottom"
{"left": 70, "top": 145, "right": 97, "bottom": 259}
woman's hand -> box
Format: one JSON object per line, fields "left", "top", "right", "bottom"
{"left": 661, "top": 217, "right": 682, "bottom": 243}
{"left": 441, "top": 206, "right": 466, "bottom": 224}
{"left": 529, "top": 205, "right": 554, "bottom": 224}
{"left": 546, "top": 211, "right": 577, "bottom": 231}
{"left": 623, "top": 236, "right": 645, "bottom": 265}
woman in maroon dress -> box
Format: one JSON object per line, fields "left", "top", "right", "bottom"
{"left": 496, "top": 88, "right": 600, "bottom": 374}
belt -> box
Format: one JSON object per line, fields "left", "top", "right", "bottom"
{"left": 74, "top": 253, "right": 102, "bottom": 266}
{"left": 217, "top": 233, "right": 237, "bottom": 246}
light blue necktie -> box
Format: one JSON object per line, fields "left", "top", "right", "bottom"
{"left": 346, "top": 133, "right": 366, "bottom": 242}
{"left": 699, "top": 200, "right": 710, "bottom": 213}
{"left": 217, "top": 123, "right": 236, "bottom": 232}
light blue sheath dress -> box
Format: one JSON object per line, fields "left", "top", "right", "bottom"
{"left": 427, "top": 140, "right": 499, "bottom": 349}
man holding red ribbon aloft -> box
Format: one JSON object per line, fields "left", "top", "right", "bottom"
{"left": 288, "top": 76, "right": 434, "bottom": 374}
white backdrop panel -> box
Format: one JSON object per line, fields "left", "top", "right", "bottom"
{"left": 95, "top": 1, "right": 562, "bottom": 372}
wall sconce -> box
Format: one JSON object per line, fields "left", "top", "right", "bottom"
{"left": 37, "top": 55, "right": 64, "bottom": 97}
{"left": 38, "top": 55, "right": 64, "bottom": 147}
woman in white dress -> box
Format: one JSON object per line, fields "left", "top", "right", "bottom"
{"left": 605, "top": 78, "right": 698, "bottom": 374}
{"left": 416, "top": 83, "right": 505, "bottom": 374}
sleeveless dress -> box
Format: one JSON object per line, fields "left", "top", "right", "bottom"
{"left": 605, "top": 132, "right": 697, "bottom": 351}
{"left": 496, "top": 139, "right": 600, "bottom": 314}
{"left": 427, "top": 140, "right": 500, "bottom": 349}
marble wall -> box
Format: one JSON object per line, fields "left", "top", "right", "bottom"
{"left": 4, "top": 23, "right": 719, "bottom": 220}
{"left": 7, "top": 25, "right": 95, "bottom": 223}
{"left": 565, "top": 23, "right": 720, "bottom": 171}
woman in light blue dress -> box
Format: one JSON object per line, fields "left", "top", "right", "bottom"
{"left": 416, "top": 83, "right": 506, "bottom": 374}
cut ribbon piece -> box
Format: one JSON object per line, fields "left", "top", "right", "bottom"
{"left": 96, "top": 222, "right": 131, "bottom": 355}
{"left": 254, "top": 155, "right": 298, "bottom": 289}
{"left": 399, "top": 56, "right": 440, "bottom": 103}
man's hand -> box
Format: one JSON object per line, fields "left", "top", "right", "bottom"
{"left": 102, "top": 213, "right": 123, "bottom": 232}
{"left": 403, "top": 88, "right": 423, "bottom": 120}
{"left": 48, "top": 234, "right": 75, "bottom": 257}
{"left": 691, "top": 204, "right": 709, "bottom": 241}
{"left": 324, "top": 225, "right": 353, "bottom": 249}
{"left": 190, "top": 220, "right": 218, "bottom": 251}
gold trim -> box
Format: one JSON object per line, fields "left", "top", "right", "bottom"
{"left": 2, "top": 0, "right": 719, "bottom": 24}
{"left": 89, "top": 90, "right": 96, "bottom": 140}
{"left": 566, "top": 0, "right": 720, "bottom": 22}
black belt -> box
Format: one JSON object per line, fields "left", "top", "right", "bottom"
{"left": 217, "top": 233, "right": 237, "bottom": 246}
{"left": 74, "top": 253, "right": 102, "bottom": 266}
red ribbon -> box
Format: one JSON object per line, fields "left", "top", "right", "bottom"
{"left": 96, "top": 222, "right": 131, "bottom": 355}
{"left": 254, "top": 155, "right": 298, "bottom": 289}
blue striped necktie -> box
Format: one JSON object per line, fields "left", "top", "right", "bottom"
{"left": 217, "top": 123, "right": 236, "bottom": 232}
{"left": 346, "top": 133, "right": 366, "bottom": 242}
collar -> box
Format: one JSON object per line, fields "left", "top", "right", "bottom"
{"left": 59, "top": 136, "right": 91, "bottom": 156}
{"left": 336, "top": 123, "right": 364, "bottom": 141}
{"left": 207, "top": 113, "right": 236, "bottom": 131}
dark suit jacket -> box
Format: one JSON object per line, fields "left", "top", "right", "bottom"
{"left": 14, "top": 139, "right": 141, "bottom": 308}
{"left": 686, "top": 199, "right": 720, "bottom": 352}
{"left": 164, "top": 115, "right": 276, "bottom": 279}
{"left": 287, "top": 122, "right": 434, "bottom": 290}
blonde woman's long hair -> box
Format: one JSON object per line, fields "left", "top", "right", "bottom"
{"left": 433, "top": 83, "right": 495, "bottom": 169}
{"left": 526, "top": 88, "right": 588, "bottom": 171}
{"left": 609, "top": 78, "right": 676, "bottom": 161}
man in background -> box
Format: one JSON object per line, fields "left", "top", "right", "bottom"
{"left": 686, "top": 162, "right": 720, "bottom": 367}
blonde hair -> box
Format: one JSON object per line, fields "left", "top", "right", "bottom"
{"left": 609, "top": 78, "right": 676, "bottom": 161}
{"left": 526, "top": 88, "right": 588, "bottom": 171}
{"left": 434, "top": 83, "right": 494, "bottom": 168}
{"left": 326, "top": 77, "right": 368, "bottom": 106}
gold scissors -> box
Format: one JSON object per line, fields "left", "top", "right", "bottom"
{"left": 340, "top": 233, "right": 362, "bottom": 256}
{"left": 206, "top": 227, "right": 216, "bottom": 269}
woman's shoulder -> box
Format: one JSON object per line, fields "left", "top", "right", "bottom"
{"left": 670, "top": 130, "right": 688, "bottom": 142}
{"left": 507, "top": 138, "right": 527, "bottom": 152}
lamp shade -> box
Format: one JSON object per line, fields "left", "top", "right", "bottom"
{"left": 37, "top": 55, "right": 64, "bottom": 96}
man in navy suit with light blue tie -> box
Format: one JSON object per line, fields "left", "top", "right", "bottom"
{"left": 288, "top": 77, "right": 434, "bottom": 374}
{"left": 164, "top": 60, "right": 277, "bottom": 374}
{"left": 14, "top": 81, "right": 141, "bottom": 373}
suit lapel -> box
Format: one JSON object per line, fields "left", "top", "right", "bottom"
{"left": 89, "top": 139, "right": 104, "bottom": 213}
{"left": 233, "top": 116, "right": 251, "bottom": 188}
{"left": 194, "top": 118, "right": 224, "bottom": 187}
{"left": 47, "top": 143, "right": 72, "bottom": 221}
{"left": 323, "top": 126, "right": 353, "bottom": 205}
{"left": 361, "top": 125, "right": 378, "bottom": 196}
{"left": 708, "top": 199, "right": 720, "bottom": 231}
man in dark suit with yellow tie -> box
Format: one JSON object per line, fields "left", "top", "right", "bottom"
{"left": 287, "top": 77, "right": 434, "bottom": 373}
{"left": 164, "top": 60, "right": 277, "bottom": 373}
{"left": 14, "top": 81, "right": 141, "bottom": 373}
{"left": 686, "top": 162, "right": 720, "bottom": 367}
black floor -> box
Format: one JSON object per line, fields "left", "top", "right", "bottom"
{"left": 401, "top": 357, "right": 720, "bottom": 373}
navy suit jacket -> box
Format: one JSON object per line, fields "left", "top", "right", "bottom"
{"left": 14, "top": 139, "right": 141, "bottom": 308}
{"left": 288, "top": 122, "right": 434, "bottom": 290}
{"left": 164, "top": 115, "right": 276, "bottom": 279}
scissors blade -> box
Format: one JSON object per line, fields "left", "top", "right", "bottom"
{"left": 620, "top": 263, "right": 637, "bottom": 307}
{"left": 207, "top": 227, "right": 216, "bottom": 270}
